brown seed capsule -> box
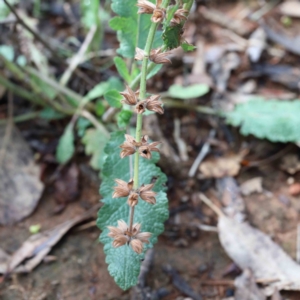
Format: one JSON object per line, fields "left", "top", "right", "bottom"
{"left": 151, "top": 8, "right": 166, "bottom": 23}
{"left": 145, "top": 94, "right": 164, "bottom": 114}
{"left": 120, "top": 85, "right": 138, "bottom": 106}
{"left": 128, "top": 192, "right": 139, "bottom": 207}
{"left": 120, "top": 134, "right": 138, "bottom": 158}
{"left": 137, "top": 0, "right": 156, "bottom": 14}
{"left": 135, "top": 47, "right": 146, "bottom": 61}
{"left": 170, "top": 8, "right": 188, "bottom": 25}
{"left": 139, "top": 141, "right": 161, "bottom": 159}
{"left": 139, "top": 183, "right": 156, "bottom": 204}
{"left": 135, "top": 99, "right": 147, "bottom": 114}
{"left": 108, "top": 220, "right": 151, "bottom": 254}
{"left": 150, "top": 48, "right": 172, "bottom": 64}
{"left": 130, "top": 239, "right": 143, "bottom": 254}
{"left": 113, "top": 179, "right": 133, "bottom": 198}
{"left": 107, "top": 220, "right": 130, "bottom": 248}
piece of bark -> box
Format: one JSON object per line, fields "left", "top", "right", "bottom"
{"left": 0, "top": 125, "right": 44, "bottom": 225}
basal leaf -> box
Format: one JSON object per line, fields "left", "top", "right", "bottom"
{"left": 97, "top": 131, "right": 169, "bottom": 290}
{"left": 114, "top": 57, "right": 131, "bottom": 83}
{"left": 56, "top": 124, "right": 75, "bottom": 164}
{"left": 225, "top": 98, "right": 300, "bottom": 143}
{"left": 168, "top": 84, "right": 210, "bottom": 99}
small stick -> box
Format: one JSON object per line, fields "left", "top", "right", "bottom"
{"left": 188, "top": 129, "right": 216, "bottom": 177}
{"left": 198, "top": 193, "right": 225, "bottom": 217}
{"left": 60, "top": 25, "right": 97, "bottom": 86}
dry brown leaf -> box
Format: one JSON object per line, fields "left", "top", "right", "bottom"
{"left": 199, "top": 151, "right": 247, "bottom": 179}
{"left": 279, "top": 1, "right": 300, "bottom": 18}
{"left": 234, "top": 269, "right": 266, "bottom": 300}
{"left": 1, "top": 205, "right": 99, "bottom": 274}
{"left": 0, "top": 126, "right": 44, "bottom": 225}
{"left": 218, "top": 215, "right": 300, "bottom": 296}
{"left": 240, "top": 177, "right": 263, "bottom": 196}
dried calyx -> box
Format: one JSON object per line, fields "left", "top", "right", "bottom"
{"left": 120, "top": 134, "right": 161, "bottom": 159}
{"left": 113, "top": 179, "right": 157, "bottom": 206}
{"left": 108, "top": 220, "right": 151, "bottom": 254}
{"left": 135, "top": 47, "right": 172, "bottom": 64}
{"left": 137, "top": 0, "right": 165, "bottom": 23}
{"left": 170, "top": 8, "right": 188, "bottom": 26}
{"left": 120, "top": 85, "right": 164, "bottom": 114}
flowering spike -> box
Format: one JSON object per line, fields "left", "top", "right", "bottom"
{"left": 120, "top": 135, "right": 138, "bottom": 158}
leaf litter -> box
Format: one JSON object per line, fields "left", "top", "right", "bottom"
{"left": 0, "top": 204, "right": 99, "bottom": 275}
{"left": 200, "top": 176, "right": 300, "bottom": 296}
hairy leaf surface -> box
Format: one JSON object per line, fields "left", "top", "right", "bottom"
{"left": 225, "top": 99, "right": 300, "bottom": 142}
{"left": 97, "top": 131, "right": 169, "bottom": 290}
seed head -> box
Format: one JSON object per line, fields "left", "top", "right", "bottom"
{"left": 150, "top": 48, "right": 172, "bottom": 64}
{"left": 120, "top": 85, "right": 139, "bottom": 106}
{"left": 139, "top": 183, "right": 156, "bottom": 204}
{"left": 139, "top": 141, "right": 161, "bottom": 159}
{"left": 171, "top": 8, "right": 188, "bottom": 26}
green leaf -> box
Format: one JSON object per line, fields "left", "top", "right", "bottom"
{"left": 39, "top": 107, "right": 64, "bottom": 120}
{"left": 0, "top": 45, "right": 14, "bottom": 61}
{"left": 97, "top": 131, "right": 169, "bottom": 290}
{"left": 162, "top": 24, "right": 183, "bottom": 50}
{"left": 181, "top": 42, "right": 196, "bottom": 52}
{"left": 168, "top": 84, "right": 209, "bottom": 99}
{"left": 114, "top": 57, "right": 131, "bottom": 83}
{"left": 86, "top": 77, "right": 124, "bottom": 101}
{"left": 104, "top": 90, "right": 122, "bottom": 108}
{"left": 117, "top": 109, "right": 132, "bottom": 128}
{"left": 95, "top": 100, "right": 105, "bottom": 117}
{"left": 80, "top": 0, "right": 100, "bottom": 29}
{"left": 76, "top": 117, "right": 92, "bottom": 137}
{"left": 225, "top": 99, "right": 300, "bottom": 143}
{"left": 56, "top": 124, "right": 75, "bottom": 164}
{"left": 110, "top": 0, "right": 162, "bottom": 58}
{"left": 82, "top": 128, "right": 109, "bottom": 170}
